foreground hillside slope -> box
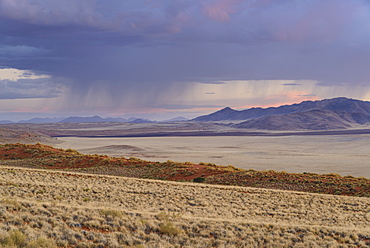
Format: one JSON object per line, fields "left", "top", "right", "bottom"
{"left": 1, "top": 166, "right": 370, "bottom": 247}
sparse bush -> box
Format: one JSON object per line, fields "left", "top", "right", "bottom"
{"left": 324, "top": 173, "right": 341, "bottom": 177}
{"left": 1, "top": 198, "right": 22, "bottom": 210}
{"left": 98, "top": 158, "right": 111, "bottom": 166}
{"left": 159, "top": 222, "right": 182, "bottom": 236}
{"left": 65, "top": 148, "right": 78, "bottom": 153}
{"left": 207, "top": 163, "right": 217, "bottom": 167}
{"left": 193, "top": 177, "right": 206, "bottom": 183}
{"left": 0, "top": 229, "right": 27, "bottom": 247}
{"left": 99, "top": 209, "right": 123, "bottom": 218}
{"left": 27, "top": 236, "right": 57, "bottom": 248}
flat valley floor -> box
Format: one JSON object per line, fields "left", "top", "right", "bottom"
{"left": 54, "top": 134, "right": 370, "bottom": 178}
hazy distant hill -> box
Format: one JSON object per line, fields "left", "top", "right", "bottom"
{"left": 0, "top": 116, "right": 155, "bottom": 124}
{"left": 162, "top": 116, "right": 189, "bottom": 122}
{"left": 193, "top": 97, "right": 370, "bottom": 122}
{"left": 0, "top": 120, "right": 14, "bottom": 124}
{"left": 128, "top": 118, "right": 154, "bottom": 123}
{"left": 59, "top": 116, "right": 126, "bottom": 123}
{"left": 18, "top": 117, "right": 65, "bottom": 124}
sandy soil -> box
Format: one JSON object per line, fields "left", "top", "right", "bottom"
{"left": 53, "top": 134, "right": 370, "bottom": 178}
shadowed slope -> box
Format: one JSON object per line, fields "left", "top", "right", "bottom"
{"left": 234, "top": 109, "right": 370, "bottom": 130}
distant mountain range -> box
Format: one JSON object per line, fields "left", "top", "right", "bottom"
{"left": 59, "top": 116, "right": 130, "bottom": 123}
{"left": 193, "top": 97, "right": 370, "bottom": 130}
{"left": 2, "top": 97, "right": 370, "bottom": 131}
{"left": 0, "top": 116, "right": 189, "bottom": 124}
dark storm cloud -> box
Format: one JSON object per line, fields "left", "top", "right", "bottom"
{"left": 0, "top": 78, "right": 63, "bottom": 99}
{"left": 1, "top": 0, "right": 370, "bottom": 105}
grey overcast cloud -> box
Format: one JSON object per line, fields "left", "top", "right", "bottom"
{"left": 1, "top": 0, "right": 370, "bottom": 120}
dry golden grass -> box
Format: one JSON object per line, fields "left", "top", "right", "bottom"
{"left": 1, "top": 166, "right": 370, "bottom": 247}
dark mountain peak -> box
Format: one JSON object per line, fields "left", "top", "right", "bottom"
{"left": 331, "top": 96, "right": 350, "bottom": 100}
{"left": 60, "top": 116, "right": 105, "bottom": 123}
{"left": 218, "top": 107, "right": 234, "bottom": 112}
{"left": 192, "top": 107, "right": 237, "bottom": 121}
{"left": 130, "top": 118, "right": 154, "bottom": 123}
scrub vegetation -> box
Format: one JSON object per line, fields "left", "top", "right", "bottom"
{"left": 0, "top": 143, "right": 369, "bottom": 197}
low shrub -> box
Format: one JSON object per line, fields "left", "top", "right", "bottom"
{"left": 0, "top": 229, "right": 27, "bottom": 247}
{"left": 159, "top": 222, "right": 182, "bottom": 236}
{"left": 193, "top": 177, "right": 206, "bottom": 183}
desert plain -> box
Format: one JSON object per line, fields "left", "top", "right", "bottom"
{"left": 1, "top": 121, "right": 370, "bottom": 177}
{"left": 54, "top": 134, "right": 370, "bottom": 178}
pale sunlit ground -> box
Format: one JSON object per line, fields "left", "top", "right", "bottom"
{"left": 54, "top": 134, "right": 370, "bottom": 178}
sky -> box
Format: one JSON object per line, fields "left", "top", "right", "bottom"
{"left": 1, "top": 0, "right": 370, "bottom": 121}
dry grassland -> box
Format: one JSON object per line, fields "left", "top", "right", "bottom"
{"left": 1, "top": 166, "right": 370, "bottom": 247}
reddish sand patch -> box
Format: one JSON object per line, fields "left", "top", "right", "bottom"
{"left": 166, "top": 164, "right": 231, "bottom": 181}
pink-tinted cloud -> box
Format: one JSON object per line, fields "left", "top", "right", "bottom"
{"left": 269, "top": 1, "right": 363, "bottom": 42}
{"left": 202, "top": 0, "right": 245, "bottom": 22}
{"left": 239, "top": 91, "right": 319, "bottom": 109}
